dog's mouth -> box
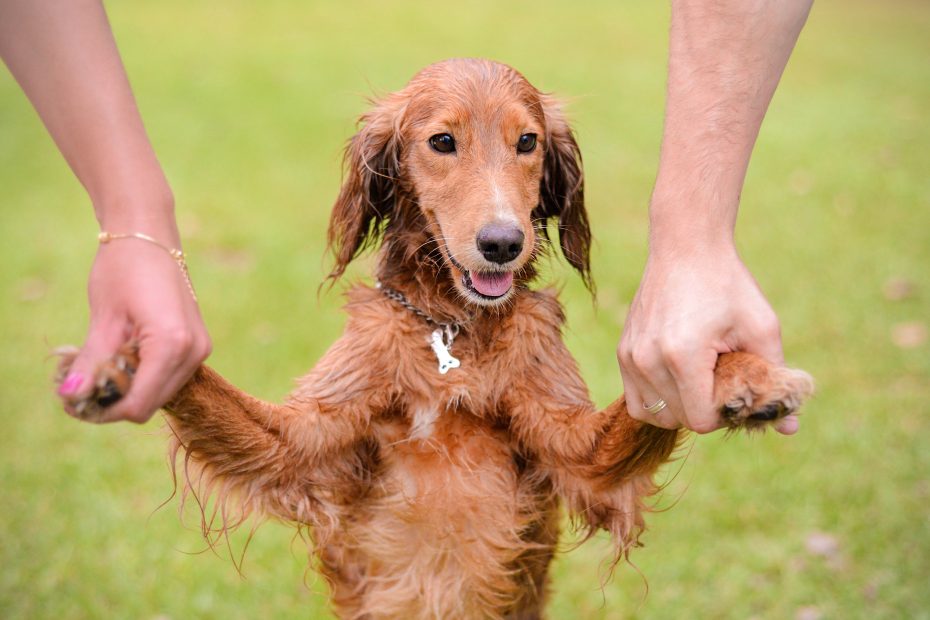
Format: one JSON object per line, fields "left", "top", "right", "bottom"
{"left": 462, "top": 269, "right": 514, "bottom": 299}
{"left": 448, "top": 254, "right": 514, "bottom": 302}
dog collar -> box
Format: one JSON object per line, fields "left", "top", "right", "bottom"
{"left": 376, "top": 281, "right": 464, "bottom": 374}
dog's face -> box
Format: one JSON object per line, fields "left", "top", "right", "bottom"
{"left": 402, "top": 70, "right": 545, "bottom": 304}
{"left": 328, "top": 59, "right": 591, "bottom": 306}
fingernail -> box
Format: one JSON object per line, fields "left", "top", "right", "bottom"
{"left": 58, "top": 373, "right": 85, "bottom": 397}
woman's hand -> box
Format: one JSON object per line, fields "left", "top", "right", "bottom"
{"left": 58, "top": 235, "right": 211, "bottom": 423}
{"left": 2, "top": 0, "right": 211, "bottom": 422}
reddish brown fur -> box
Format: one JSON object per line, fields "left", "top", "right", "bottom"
{"left": 163, "top": 287, "right": 685, "bottom": 619}
{"left": 59, "top": 59, "right": 813, "bottom": 619}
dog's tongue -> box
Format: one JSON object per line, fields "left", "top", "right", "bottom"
{"left": 470, "top": 271, "right": 513, "bottom": 297}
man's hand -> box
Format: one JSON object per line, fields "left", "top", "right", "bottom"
{"left": 619, "top": 244, "right": 797, "bottom": 435}
{"left": 622, "top": 0, "right": 812, "bottom": 433}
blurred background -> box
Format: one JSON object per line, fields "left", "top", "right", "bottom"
{"left": 1, "top": 1, "right": 928, "bottom": 618}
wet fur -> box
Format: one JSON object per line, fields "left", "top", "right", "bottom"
{"left": 56, "top": 59, "right": 813, "bottom": 619}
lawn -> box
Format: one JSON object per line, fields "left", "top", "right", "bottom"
{"left": 1, "top": 1, "right": 928, "bottom": 618}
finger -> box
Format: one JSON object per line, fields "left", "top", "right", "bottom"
{"left": 639, "top": 392, "right": 681, "bottom": 429}
{"left": 620, "top": 357, "right": 681, "bottom": 430}
{"left": 97, "top": 337, "right": 190, "bottom": 424}
{"left": 624, "top": 336, "right": 689, "bottom": 427}
{"left": 773, "top": 414, "right": 800, "bottom": 435}
{"left": 618, "top": 337, "right": 646, "bottom": 419}
{"left": 622, "top": 371, "right": 648, "bottom": 421}
{"left": 638, "top": 364, "right": 688, "bottom": 430}
{"left": 742, "top": 314, "right": 785, "bottom": 366}
{"left": 666, "top": 348, "right": 722, "bottom": 434}
{"left": 59, "top": 318, "right": 129, "bottom": 402}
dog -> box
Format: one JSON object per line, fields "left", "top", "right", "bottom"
{"left": 56, "top": 58, "right": 813, "bottom": 619}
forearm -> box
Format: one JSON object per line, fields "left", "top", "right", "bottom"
{"left": 651, "top": 0, "right": 812, "bottom": 254}
{"left": 0, "top": 0, "right": 176, "bottom": 241}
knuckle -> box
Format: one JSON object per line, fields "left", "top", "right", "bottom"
{"left": 617, "top": 338, "right": 634, "bottom": 366}
{"left": 689, "top": 415, "right": 719, "bottom": 435}
{"left": 764, "top": 319, "right": 782, "bottom": 342}
{"left": 664, "top": 348, "right": 689, "bottom": 373}
{"left": 755, "top": 312, "right": 781, "bottom": 341}
{"left": 630, "top": 346, "right": 660, "bottom": 373}
{"left": 122, "top": 403, "right": 154, "bottom": 424}
{"left": 127, "top": 412, "right": 150, "bottom": 424}
{"left": 627, "top": 408, "right": 646, "bottom": 422}
{"left": 195, "top": 336, "right": 213, "bottom": 362}
{"left": 163, "top": 328, "right": 195, "bottom": 354}
{"left": 656, "top": 418, "right": 683, "bottom": 431}
{"left": 661, "top": 346, "right": 693, "bottom": 375}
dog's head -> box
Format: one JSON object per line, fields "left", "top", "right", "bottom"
{"left": 327, "top": 58, "right": 590, "bottom": 306}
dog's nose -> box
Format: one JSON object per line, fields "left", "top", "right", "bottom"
{"left": 477, "top": 224, "right": 524, "bottom": 264}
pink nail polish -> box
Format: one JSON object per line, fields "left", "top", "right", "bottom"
{"left": 58, "top": 373, "right": 85, "bottom": 397}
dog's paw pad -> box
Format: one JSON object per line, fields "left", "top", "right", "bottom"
{"left": 714, "top": 353, "right": 814, "bottom": 432}
{"left": 53, "top": 345, "right": 139, "bottom": 421}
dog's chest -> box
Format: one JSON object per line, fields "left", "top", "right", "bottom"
{"left": 356, "top": 411, "right": 532, "bottom": 580}
{"left": 332, "top": 407, "right": 555, "bottom": 618}
{"left": 372, "top": 409, "right": 517, "bottom": 511}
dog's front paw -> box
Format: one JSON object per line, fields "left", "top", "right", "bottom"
{"left": 54, "top": 345, "right": 139, "bottom": 421}
{"left": 714, "top": 352, "right": 814, "bottom": 431}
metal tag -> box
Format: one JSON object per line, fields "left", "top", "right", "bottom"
{"left": 430, "top": 329, "right": 460, "bottom": 374}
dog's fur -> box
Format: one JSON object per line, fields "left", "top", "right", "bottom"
{"left": 57, "top": 59, "right": 813, "bottom": 619}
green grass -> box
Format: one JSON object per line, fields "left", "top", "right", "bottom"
{"left": 2, "top": 1, "right": 929, "bottom": 618}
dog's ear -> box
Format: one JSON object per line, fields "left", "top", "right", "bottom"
{"left": 326, "top": 95, "right": 405, "bottom": 281}
{"left": 534, "top": 97, "right": 593, "bottom": 292}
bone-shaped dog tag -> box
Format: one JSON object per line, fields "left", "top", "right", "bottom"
{"left": 430, "top": 329, "right": 460, "bottom": 374}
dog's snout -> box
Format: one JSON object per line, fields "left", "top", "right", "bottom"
{"left": 477, "top": 224, "right": 524, "bottom": 264}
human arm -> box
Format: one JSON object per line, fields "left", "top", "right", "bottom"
{"left": 619, "top": 0, "right": 813, "bottom": 434}
{"left": 0, "top": 0, "right": 210, "bottom": 422}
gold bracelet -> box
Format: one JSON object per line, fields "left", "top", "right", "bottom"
{"left": 97, "top": 231, "right": 198, "bottom": 302}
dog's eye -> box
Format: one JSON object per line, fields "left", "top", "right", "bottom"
{"left": 516, "top": 133, "right": 537, "bottom": 154}
{"left": 429, "top": 133, "right": 456, "bottom": 154}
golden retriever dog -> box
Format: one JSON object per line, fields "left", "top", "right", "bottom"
{"left": 57, "top": 58, "right": 813, "bottom": 619}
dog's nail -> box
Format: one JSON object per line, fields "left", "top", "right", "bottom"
{"left": 748, "top": 403, "right": 784, "bottom": 421}
{"left": 58, "top": 373, "right": 85, "bottom": 397}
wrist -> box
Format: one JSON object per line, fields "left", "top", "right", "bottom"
{"left": 93, "top": 184, "right": 180, "bottom": 247}
{"left": 647, "top": 193, "right": 737, "bottom": 260}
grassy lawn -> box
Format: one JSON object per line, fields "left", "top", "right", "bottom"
{"left": 1, "top": 1, "right": 928, "bottom": 618}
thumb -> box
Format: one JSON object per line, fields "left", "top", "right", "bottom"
{"left": 98, "top": 337, "right": 187, "bottom": 423}
{"left": 58, "top": 317, "right": 130, "bottom": 401}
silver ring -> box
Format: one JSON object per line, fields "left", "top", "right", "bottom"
{"left": 643, "top": 398, "right": 668, "bottom": 415}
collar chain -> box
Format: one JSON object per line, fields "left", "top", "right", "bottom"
{"left": 375, "top": 281, "right": 464, "bottom": 348}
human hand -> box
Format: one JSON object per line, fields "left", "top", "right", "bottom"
{"left": 618, "top": 244, "right": 797, "bottom": 435}
{"left": 1, "top": 0, "right": 212, "bottom": 422}
{"left": 57, "top": 235, "right": 211, "bottom": 423}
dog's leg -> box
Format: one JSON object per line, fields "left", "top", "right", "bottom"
{"left": 54, "top": 330, "right": 390, "bottom": 528}
{"left": 509, "top": 345, "right": 813, "bottom": 559}
{"left": 163, "top": 365, "right": 316, "bottom": 523}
